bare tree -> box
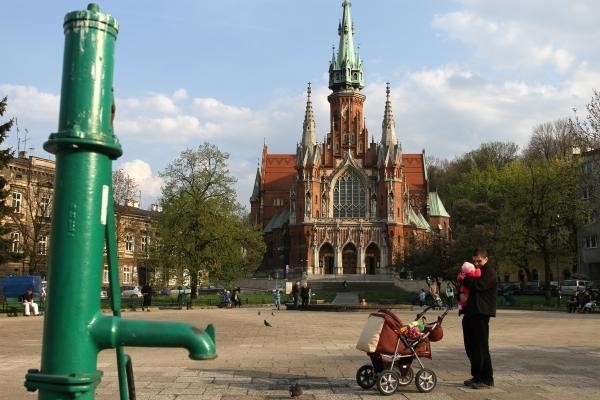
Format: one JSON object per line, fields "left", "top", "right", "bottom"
{"left": 524, "top": 119, "right": 578, "bottom": 160}
{"left": 8, "top": 158, "right": 53, "bottom": 275}
{"left": 112, "top": 169, "right": 139, "bottom": 255}
{"left": 570, "top": 89, "right": 600, "bottom": 148}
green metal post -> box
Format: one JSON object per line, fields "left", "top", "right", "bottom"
{"left": 25, "top": 5, "right": 216, "bottom": 399}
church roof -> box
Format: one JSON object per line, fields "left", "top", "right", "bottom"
{"left": 407, "top": 207, "right": 430, "bottom": 231}
{"left": 262, "top": 154, "right": 296, "bottom": 191}
{"left": 428, "top": 192, "right": 450, "bottom": 218}
{"left": 402, "top": 153, "right": 426, "bottom": 189}
{"left": 250, "top": 168, "right": 261, "bottom": 202}
{"left": 263, "top": 209, "right": 290, "bottom": 234}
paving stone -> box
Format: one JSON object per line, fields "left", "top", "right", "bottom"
{"left": 2, "top": 308, "right": 599, "bottom": 399}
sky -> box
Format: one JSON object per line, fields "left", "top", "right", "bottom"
{"left": 3, "top": 0, "right": 600, "bottom": 208}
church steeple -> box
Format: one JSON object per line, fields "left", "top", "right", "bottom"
{"left": 329, "top": 0, "right": 364, "bottom": 92}
{"left": 301, "top": 82, "right": 316, "bottom": 148}
{"left": 381, "top": 83, "right": 397, "bottom": 147}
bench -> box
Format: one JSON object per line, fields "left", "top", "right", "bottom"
{"left": 1, "top": 296, "right": 44, "bottom": 316}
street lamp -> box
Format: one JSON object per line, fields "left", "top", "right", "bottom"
{"left": 555, "top": 214, "right": 561, "bottom": 308}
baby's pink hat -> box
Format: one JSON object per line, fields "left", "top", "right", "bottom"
{"left": 461, "top": 261, "right": 475, "bottom": 273}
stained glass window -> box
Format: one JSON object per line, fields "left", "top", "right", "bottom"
{"left": 333, "top": 169, "right": 366, "bottom": 218}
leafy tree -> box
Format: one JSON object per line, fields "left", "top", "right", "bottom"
{"left": 157, "top": 143, "right": 265, "bottom": 296}
{"left": 0, "top": 97, "right": 15, "bottom": 263}
{"left": 397, "top": 234, "right": 451, "bottom": 281}
{"left": 496, "top": 158, "right": 584, "bottom": 303}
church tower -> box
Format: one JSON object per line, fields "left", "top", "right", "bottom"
{"left": 325, "top": 0, "right": 369, "bottom": 165}
{"left": 252, "top": 1, "right": 449, "bottom": 278}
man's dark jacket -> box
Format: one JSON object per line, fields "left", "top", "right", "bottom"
{"left": 460, "top": 263, "right": 497, "bottom": 317}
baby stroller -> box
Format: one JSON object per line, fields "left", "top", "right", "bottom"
{"left": 355, "top": 306, "right": 449, "bottom": 395}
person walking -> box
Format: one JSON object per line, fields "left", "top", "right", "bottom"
{"left": 273, "top": 289, "right": 281, "bottom": 311}
{"left": 291, "top": 281, "right": 300, "bottom": 308}
{"left": 460, "top": 248, "right": 497, "bottom": 390}
{"left": 445, "top": 282, "right": 455, "bottom": 309}
{"left": 141, "top": 283, "right": 153, "bottom": 311}
{"left": 300, "top": 281, "right": 310, "bottom": 308}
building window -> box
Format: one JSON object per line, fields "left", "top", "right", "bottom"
{"left": 125, "top": 233, "right": 134, "bottom": 252}
{"left": 123, "top": 266, "right": 132, "bottom": 283}
{"left": 11, "top": 232, "right": 21, "bottom": 253}
{"left": 141, "top": 235, "right": 150, "bottom": 254}
{"left": 12, "top": 192, "right": 22, "bottom": 213}
{"left": 273, "top": 198, "right": 284, "bottom": 206}
{"left": 584, "top": 235, "right": 598, "bottom": 249}
{"left": 103, "top": 266, "right": 109, "bottom": 284}
{"left": 333, "top": 169, "right": 366, "bottom": 218}
{"left": 40, "top": 195, "right": 51, "bottom": 217}
{"left": 582, "top": 186, "right": 592, "bottom": 200}
{"left": 38, "top": 235, "right": 48, "bottom": 255}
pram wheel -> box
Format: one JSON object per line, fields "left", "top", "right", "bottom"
{"left": 376, "top": 370, "right": 400, "bottom": 395}
{"left": 356, "top": 365, "right": 376, "bottom": 389}
{"left": 395, "top": 366, "right": 413, "bottom": 386}
{"left": 415, "top": 368, "right": 437, "bottom": 393}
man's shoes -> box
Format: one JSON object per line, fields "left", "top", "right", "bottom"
{"left": 471, "top": 381, "right": 494, "bottom": 389}
{"left": 463, "top": 378, "right": 476, "bottom": 386}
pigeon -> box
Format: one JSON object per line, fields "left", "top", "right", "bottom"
{"left": 289, "top": 383, "right": 303, "bottom": 398}
{"left": 271, "top": 311, "right": 275, "bottom": 316}
{"left": 263, "top": 319, "right": 272, "bottom": 327}
{"left": 257, "top": 310, "right": 261, "bottom": 315}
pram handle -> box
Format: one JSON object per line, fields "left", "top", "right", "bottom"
{"left": 416, "top": 305, "right": 451, "bottom": 324}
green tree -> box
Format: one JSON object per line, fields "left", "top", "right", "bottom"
{"left": 0, "top": 97, "right": 15, "bottom": 263}
{"left": 496, "top": 158, "right": 584, "bottom": 303}
{"left": 157, "top": 143, "right": 265, "bottom": 295}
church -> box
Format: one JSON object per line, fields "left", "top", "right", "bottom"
{"left": 249, "top": 1, "right": 450, "bottom": 277}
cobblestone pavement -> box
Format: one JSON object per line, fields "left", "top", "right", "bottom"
{"left": 1, "top": 307, "right": 599, "bottom": 399}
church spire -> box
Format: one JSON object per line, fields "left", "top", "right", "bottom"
{"left": 301, "top": 82, "right": 316, "bottom": 148}
{"left": 381, "top": 82, "right": 397, "bottom": 147}
{"left": 329, "top": 0, "right": 364, "bottom": 91}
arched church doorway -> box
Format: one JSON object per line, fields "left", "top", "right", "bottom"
{"left": 319, "top": 243, "right": 335, "bottom": 275}
{"left": 342, "top": 243, "right": 357, "bottom": 274}
{"left": 365, "top": 243, "right": 380, "bottom": 275}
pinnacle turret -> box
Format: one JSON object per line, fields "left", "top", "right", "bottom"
{"left": 381, "top": 83, "right": 397, "bottom": 147}
{"left": 378, "top": 83, "right": 402, "bottom": 168}
{"left": 301, "top": 82, "right": 317, "bottom": 148}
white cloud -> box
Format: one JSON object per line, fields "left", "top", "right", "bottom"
{"left": 0, "top": 84, "right": 59, "bottom": 123}
{"left": 118, "top": 93, "right": 179, "bottom": 116}
{"left": 172, "top": 88, "right": 188, "bottom": 101}
{"left": 432, "top": 2, "right": 600, "bottom": 73}
{"left": 192, "top": 97, "right": 252, "bottom": 120}
{"left": 119, "top": 159, "right": 163, "bottom": 200}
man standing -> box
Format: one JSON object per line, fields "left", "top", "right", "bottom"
{"left": 460, "top": 248, "right": 497, "bottom": 389}
{"left": 141, "top": 283, "right": 152, "bottom": 311}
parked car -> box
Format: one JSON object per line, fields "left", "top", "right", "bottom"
{"left": 120, "top": 285, "right": 142, "bottom": 298}
{"left": 169, "top": 285, "right": 192, "bottom": 297}
{"left": 521, "top": 281, "right": 544, "bottom": 295}
{"left": 100, "top": 288, "right": 109, "bottom": 299}
{"left": 585, "top": 281, "right": 600, "bottom": 296}
{"left": 561, "top": 279, "right": 589, "bottom": 296}
{"left": 498, "top": 282, "right": 522, "bottom": 295}
{"left": 198, "top": 285, "right": 224, "bottom": 295}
